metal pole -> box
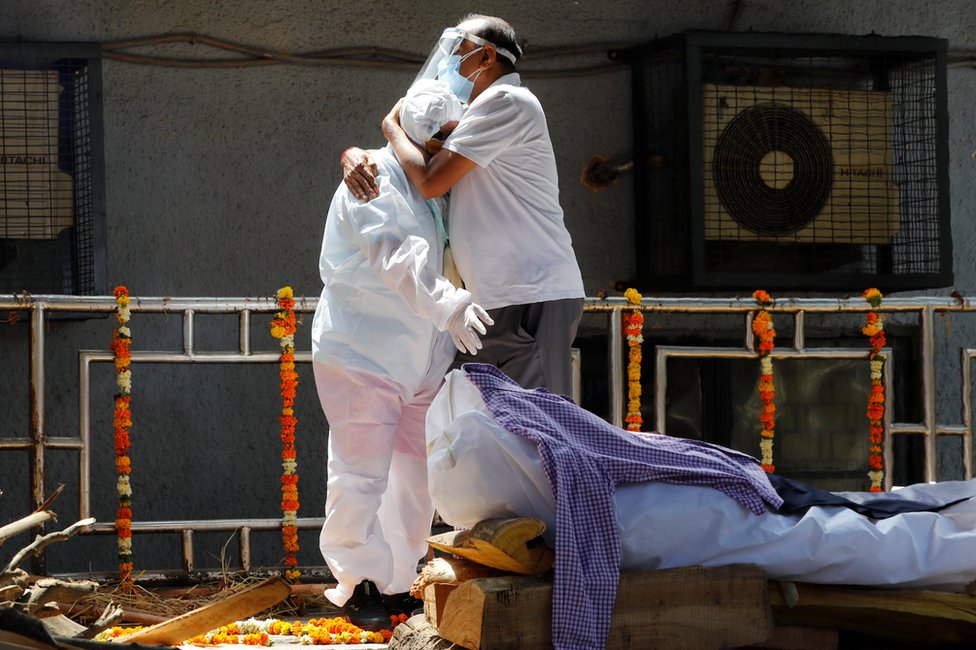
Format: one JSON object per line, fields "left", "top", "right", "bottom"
{"left": 962, "top": 349, "right": 974, "bottom": 480}
{"left": 28, "top": 302, "right": 46, "bottom": 574}
{"left": 921, "top": 307, "right": 937, "bottom": 482}
{"left": 608, "top": 310, "right": 624, "bottom": 429}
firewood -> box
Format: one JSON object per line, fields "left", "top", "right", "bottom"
{"left": 39, "top": 614, "right": 86, "bottom": 638}
{"left": 79, "top": 603, "right": 125, "bottom": 639}
{"left": 426, "top": 565, "right": 772, "bottom": 650}
{"left": 752, "top": 625, "right": 839, "bottom": 650}
{"left": 0, "top": 568, "right": 29, "bottom": 604}
{"left": 110, "top": 576, "right": 290, "bottom": 645}
{"left": 25, "top": 578, "right": 98, "bottom": 615}
{"left": 388, "top": 614, "right": 460, "bottom": 649}
{"left": 3, "top": 518, "right": 95, "bottom": 574}
{"left": 0, "top": 512, "right": 54, "bottom": 546}
{"left": 426, "top": 518, "right": 554, "bottom": 575}
{"left": 0, "top": 629, "right": 58, "bottom": 649}
{"left": 118, "top": 608, "right": 168, "bottom": 626}
{"left": 767, "top": 580, "right": 976, "bottom": 647}
{"left": 411, "top": 557, "right": 505, "bottom": 599}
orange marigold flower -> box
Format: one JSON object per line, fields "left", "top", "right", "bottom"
{"left": 863, "top": 287, "right": 883, "bottom": 308}
{"left": 861, "top": 323, "right": 882, "bottom": 337}
{"left": 753, "top": 289, "right": 771, "bottom": 304}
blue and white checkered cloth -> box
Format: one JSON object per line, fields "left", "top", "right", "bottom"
{"left": 463, "top": 363, "right": 783, "bottom": 650}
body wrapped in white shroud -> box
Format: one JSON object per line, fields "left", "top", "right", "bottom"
{"left": 426, "top": 369, "right": 976, "bottom": 590}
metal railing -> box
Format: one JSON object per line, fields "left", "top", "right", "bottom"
{"left": 2, "top": 293, "right": 974, "bottom": 578}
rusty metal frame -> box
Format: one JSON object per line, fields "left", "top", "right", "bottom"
{"left": 2, "top": 293, "right": 974, "bottom": 578}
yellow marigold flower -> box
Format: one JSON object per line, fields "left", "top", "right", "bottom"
{"left": 624, "top": 287, "right": 642, "bottom": 305}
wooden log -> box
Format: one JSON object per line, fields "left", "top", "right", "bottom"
{"left": 751, "top": 625, "right": 839, "bottom": 650}
{"left": 411, "top": 557, "right": 506, "bottom": 599}
{"left": 118, "top": 608, "right": 169, "bottom": 626}
{"left": 0, "top": 629, "right": 58, "bottom": 649}
{"left": 78, "top": 603, "right": 125, "bottom": 639}
{"left": 428, "top": 565, "right": 773, "bottom": 650}
{"left": 0, "top": 568, "right": 29, "bottom": 603}
{"left": 3, "top": 518, "right": 95, "bottom": 574}
{"left": 39, "top": 614, "right": 86, "bottom": 638}
{"left": 768, "top": 581, "right": 976, "bottom": 647}
{"left": 0, "top": 512, "right": 54, "bottom": 546}
{"left": 110, "top": 576, "right": 290, "bottom": 645}
{"left": 25, "top": 578, "right": 98, "bottom": 614}
{"left": 388, "top": 613, "right": 462, "bottom": 650}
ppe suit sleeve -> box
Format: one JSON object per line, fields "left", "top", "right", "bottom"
{"left": 341, "top": 176, "right": 471, "bottom": 331}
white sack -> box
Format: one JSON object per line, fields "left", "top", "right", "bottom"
{"left": 427, "top": 369, "right": 976, "bottom": 590}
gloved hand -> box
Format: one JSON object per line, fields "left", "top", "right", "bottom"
{"left": 447, "top": 303, "right": 494, "bottom": 355}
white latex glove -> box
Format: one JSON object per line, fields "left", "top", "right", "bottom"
{"left": 447, "top": 303, "right": 494, "bottom": 355}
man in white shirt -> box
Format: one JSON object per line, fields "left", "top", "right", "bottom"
{"left": 343, "top": 14, "right": 585, "bottom": 397}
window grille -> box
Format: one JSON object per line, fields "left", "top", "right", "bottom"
{"left": 0, "top": 43, "right": 105, "bottom": 296}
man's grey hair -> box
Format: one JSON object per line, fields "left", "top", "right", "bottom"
{"left": 458, "top": 13, "right": 524, "bottom": 72}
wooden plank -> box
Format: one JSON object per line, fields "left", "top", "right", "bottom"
{"left": 111, "top": 576, "right": 290, "bottom": 645}
{"left": 768, "top": 581, "right": 976, "bottom": 647}
{"left": 429, "top": 565, "right": 773, "bottom": 650}
{"left": 750, "top": 625, "right": 838, "bottom": 650}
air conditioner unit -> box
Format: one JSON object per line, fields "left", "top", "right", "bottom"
{"left": 0, "top": 69, "right": 74, "bottom": 240}
{"left": 627, "top": 31, "right": 951, "bottom": 291}
{"left": 701, "top": 83, "right": 900, "bottom": 244}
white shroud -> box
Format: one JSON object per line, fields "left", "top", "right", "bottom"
{"left": 427, "top": 369, "right": 976, "bottom": 590}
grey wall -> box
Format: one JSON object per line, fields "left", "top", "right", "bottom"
{"left": 1, "top": 0, "right": 975, "bottom": 575}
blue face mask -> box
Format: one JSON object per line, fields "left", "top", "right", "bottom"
{"left": 437, "top": 47, "right": 483, "bottom": 103}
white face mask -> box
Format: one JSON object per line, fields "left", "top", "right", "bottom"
{"left": 436, "top": 46, "right": 484, "bottom": 104}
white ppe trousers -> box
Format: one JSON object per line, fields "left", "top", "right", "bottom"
{"left": 315, "top": 361, "right": 438, "bottom": 606}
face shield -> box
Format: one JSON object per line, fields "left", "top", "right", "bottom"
{"left": 409, "top": 27, "right": 518, "bottom": 100}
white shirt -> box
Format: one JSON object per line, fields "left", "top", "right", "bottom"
{"left": 312, "top": 145, "right": 467, "bottom": 394}
{"left": 443, "top": 73, "right": 585, "bottom": 310}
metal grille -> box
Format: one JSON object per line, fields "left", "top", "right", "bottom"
{"left": 630, "top": 32, "right": 951, "bottom": 291}
{"left": 2, "top": 294, "right": 974, "bottom": 580}
{"left": 0, "top": 44, "right": 104, "bottom": 296}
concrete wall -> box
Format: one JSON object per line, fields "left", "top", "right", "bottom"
{"left": 1, "top": 0, "right": 975, "bottom": 575}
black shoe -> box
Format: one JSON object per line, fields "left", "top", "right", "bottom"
{"left": 343, "top": 580, "right": 391, "bottom": 631}
{"left": 382, "top": 591, "right": 423, "bottom": 617}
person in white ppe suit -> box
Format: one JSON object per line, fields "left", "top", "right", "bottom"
{"left": 311, "top": 80, "right": 493, "bottom": 630}
{"left": 342, "top": 14, "right": 585, "bottom": 399}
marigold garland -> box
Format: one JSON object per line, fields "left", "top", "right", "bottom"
{"left": 752, "top": 290, "right": 776, "bottom": 473}
{"left": 271, "top": 286, "right": 301, "bottom": 582}
{"left": 623, "top": 288, "right": 644, "bottom": 432}
{"left": 862, "top": 288, "right": 886, "bottom": 492}
{"left": 111, "top": 285, "right": 134, "bottom": 582}
{"left": 95, "top": 614, "right": 407, "bottom": 645}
